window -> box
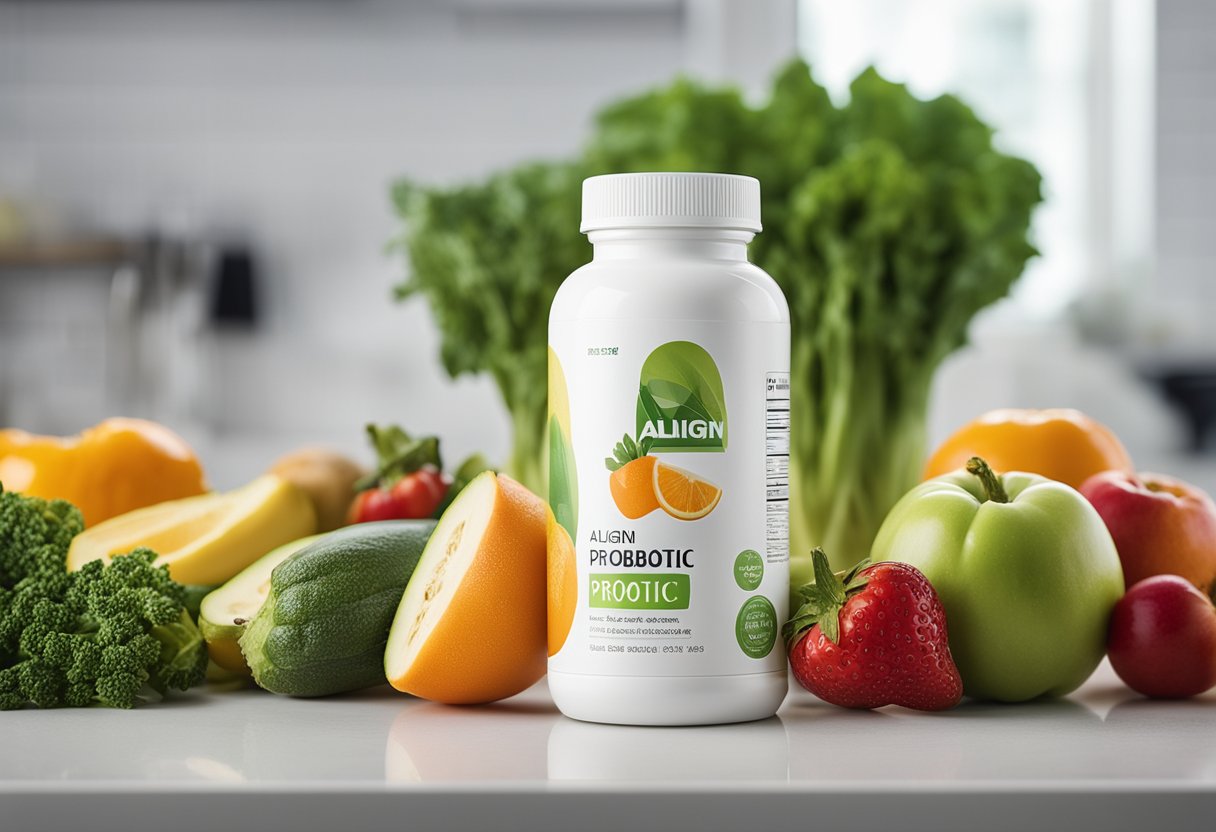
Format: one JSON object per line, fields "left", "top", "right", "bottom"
{"left": 798, "top": 0, "right": 1154, "bottom": 321}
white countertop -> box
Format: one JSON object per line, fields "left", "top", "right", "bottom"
{"left": 2, "top": 661, "right": 1213, "bottom": 832}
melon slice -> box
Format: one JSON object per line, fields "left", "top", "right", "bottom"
{"left": 66, "top": 474, "right": 317, "bottom": 586}
{"left": 384, "top": 472, "right": 547, "bottom": 704}
{"left": 199, "top": 534, "right": 322, "bottom": 673}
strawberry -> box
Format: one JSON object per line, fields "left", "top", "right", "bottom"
{"left": 785, "top": 548, "right": 963, "bottom": 711}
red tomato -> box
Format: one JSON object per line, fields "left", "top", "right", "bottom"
{"left": 347, "top": 488, "right": 401, "bottom": 524}
{"left": 348, "top": 466, "right": 451, "bottom": 524}
{"left": 389, "top": 467, "right": 448, "bottom": 518}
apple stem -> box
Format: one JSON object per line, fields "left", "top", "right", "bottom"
{"left": 966, "top": 456, "right": 1009, "bottom": 504}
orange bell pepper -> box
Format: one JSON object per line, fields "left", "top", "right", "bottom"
{"left": 923, "top": 408, "right": 1133, "bottom": 490}
{"left": 0, "top": 418, "right": 208, "bottom": 526}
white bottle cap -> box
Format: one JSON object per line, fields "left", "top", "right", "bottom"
{"left": 580, "top": 172, "right": 761, "bottom": 233}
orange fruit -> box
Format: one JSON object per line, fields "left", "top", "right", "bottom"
{"left": 653, "top": 461, "right": 722, "bottom": 521}
{"left": 547, "top": 510, "right": 577, "bottom": 656}
{"left": 923, "top": 408, "right": 1133, "bottom": 490}
{"left": 0, "top": 418, "right": 207, "bottom": 526}
{"left": 384, "top": 472, "right": 547, "bottom": 704}
{"left": 609, "top": 456, "right": 660, "bottom": 519}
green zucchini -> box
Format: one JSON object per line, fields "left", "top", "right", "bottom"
{"left": 240, "top": 520, "right": 436, "bottom": 696}
{"left": 200, "top": 535, "right": 323, "bottom": 673}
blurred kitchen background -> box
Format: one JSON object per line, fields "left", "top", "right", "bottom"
{"left": 0, "top": 0, "right": 1212, "bottom": 489}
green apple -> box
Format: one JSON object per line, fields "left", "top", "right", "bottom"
{"left": 871, "top": 458, "right": 1124, "bottom": 702}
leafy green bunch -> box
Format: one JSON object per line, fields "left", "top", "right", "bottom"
{"left": 0, "top": 487, "right": 208, "bottom": 709}
{"left": 392, "top": 61, "right": 1041, "bottom": 585}
{"left": 391, "top": 164, "right": 589, "bottom": 493}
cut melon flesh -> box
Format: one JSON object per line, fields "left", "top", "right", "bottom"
{"left": 385, "top": 472, "right": 547, "bottom": 704}
{"left": 199, "top": 534, "right": 322, "bottom": 673}
{"left": 67, "top": 474, "right": 317, "bottom": 586}
{"left": 386, "top": 475, "right": 497, "bottom": 677}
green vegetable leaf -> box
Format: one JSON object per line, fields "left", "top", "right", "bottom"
{"left": 357, "top": 424, "right": 443, "bottom": 492}
{"left": 390, "top": 163, "right": 590, "bottom": 494}
{"left": 391, "top": 59, "right": 1042, "bottom": 569}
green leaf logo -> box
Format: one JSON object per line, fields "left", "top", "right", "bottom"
{"left": 636, "top": 341, "right": 727, "bottom": 452}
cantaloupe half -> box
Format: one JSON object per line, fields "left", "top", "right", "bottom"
{"left": 384, "top": 471, "right": 547, "bottom": 704}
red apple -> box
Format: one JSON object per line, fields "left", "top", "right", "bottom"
{"left": 1080, "top": 471, "right": 1216, "bottom": 595}
{"left": 1107, "top": 575, "right": 1216, "bottom": 699}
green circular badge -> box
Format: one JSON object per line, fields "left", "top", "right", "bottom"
{"left": 735, "top": 596, "right": 777, "bottom": 659}
{"left": 733, "top": 549, "right": 764, "bottom": 591}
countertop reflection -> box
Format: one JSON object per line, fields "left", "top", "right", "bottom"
{"left": 1, "top": 663, "right": 1213, "bottom": 790}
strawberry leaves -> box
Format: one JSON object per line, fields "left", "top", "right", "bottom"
{"left": 604, "top": 433, "right": 653, "bottom": 472}
{"left": 783, "top": 548, "right": 870, "bottom": 645}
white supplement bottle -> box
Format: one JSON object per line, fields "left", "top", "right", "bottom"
{"left": 547, "top": 172, "right": 790, "bottom": 726}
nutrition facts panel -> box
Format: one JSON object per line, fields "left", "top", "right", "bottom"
{"left": 765, "top": 372, "right": 790, "bottom": 562}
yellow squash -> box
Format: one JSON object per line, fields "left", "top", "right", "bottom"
{"left": 67, "top": 475, "right": 317, "bottom": 586}
{"left": 0, "top": 418, "right": 208, "bottom": 527}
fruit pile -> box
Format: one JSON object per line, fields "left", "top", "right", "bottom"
{"left": 0, "top": 418, "right": 540, "bottom": 708}
{"left": 786, "top": 409, "right": 1216, "bottom": 711}
{"left": 2, "top": 407, "right": 1215, "bottom": 713}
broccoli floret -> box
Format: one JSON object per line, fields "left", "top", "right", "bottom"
{"left": 0, "top": 487, "right": 208, "bottom": 709}
{"left": 150, "top": 611, "right": 211, "bottom": 692}
{"left": 0, "top": 488, "right": 82, "bottom": 586}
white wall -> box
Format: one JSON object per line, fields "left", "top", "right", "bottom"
{"left": 1156, "top": 0, "right": 1216, "bottom": 336}
{"left": 3, "top": 0, "right": 1212, "bottom": 491}
{"left": 1, "top": 0, "right": 750, "bottom": 486}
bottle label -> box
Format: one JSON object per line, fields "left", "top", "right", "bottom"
{"left": 548, "top": 320, "right": 789, "bottom": 677}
